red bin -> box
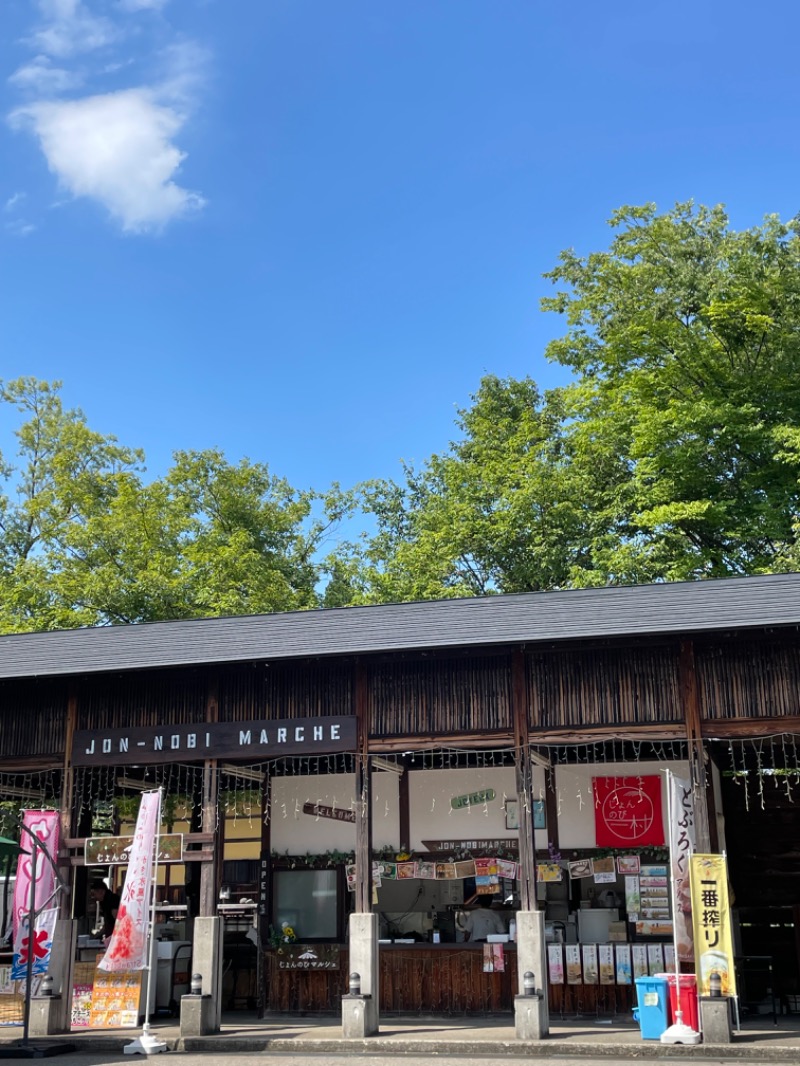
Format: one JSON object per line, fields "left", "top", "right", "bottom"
{"left": 666, "top": 974, "right": 699, "bottom": 1031}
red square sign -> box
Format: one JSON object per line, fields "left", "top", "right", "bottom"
{"left": 592, "top": 776, "right": 665, "bottom": 848}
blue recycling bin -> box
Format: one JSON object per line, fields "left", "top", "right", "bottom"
{"left": 633, "top": 976, "right": 670, "bottom": 1040}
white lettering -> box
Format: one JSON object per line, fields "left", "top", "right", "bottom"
{"left": 154, "top": 737, "right": 163, "bottom": 751}
{"left": 313, "top": 726, "right": 323, "bottom": 740}
{"left": 187, "top": 734, "right": 196, "bottom": 749}
{"left": 295, "top": 727, "right": 304, "bottom": 742}
{"left": 331, "top": 724, "right": 340, "bottom": 740}
{"left": 206, "top": 733, "right": 211, "bottom": 747}
{"left": 171, "top": 735, "right": 180, "bottom": 749}
{"left": 102, "top": 739, "right": 111, "bottom": 753}
{"left": 119, "top": 738, "right": 128, "bottom": 752}
{"left": 260, "top": 729, "right": 269, "bottom": 744}
{"left": 278, "top": 728, "right": 287, "bottom": 743}
{"left": 85, "top": 740, "right": 95, "bottom": 755}
{"left": 240, "top": 730, "right": 252, "bottom": 745}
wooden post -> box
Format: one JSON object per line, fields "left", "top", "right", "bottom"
{"left": 59, "top": 692, "right": 78, "bottom": 920}
{"left": 679, "top": 640, "right": 712, "bottom": 853}
{"left": 512, "top": 651, "right": 537, "bottom": 911}
{"left": 200, "top": 675, "right": 220, "bottom": 917}
{"left": 354, "top": 663, "right": 372, "bottom": 914}
{"left": 257, "top": 766, "right": 272, "bottom": 1018}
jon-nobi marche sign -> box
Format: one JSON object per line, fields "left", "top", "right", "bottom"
{"left": 72, "top": 714, "right": 357, "bottom": 767}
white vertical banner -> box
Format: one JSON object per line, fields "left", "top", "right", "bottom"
{"left": 668, "top": 774, "right": 696, "bottom": 963}
{"left": 98, "top": 790, "right": 160, "bottom": 973}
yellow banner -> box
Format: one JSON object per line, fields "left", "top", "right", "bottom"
{"left": 690, "top": 854, "right": 737, "bottom": 997}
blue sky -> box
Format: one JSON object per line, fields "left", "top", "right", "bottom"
{"left": 2, "top": 1, "right": 799, "bottom": 506}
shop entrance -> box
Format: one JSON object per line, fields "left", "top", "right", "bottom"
{"left": 716, "top": 741, "right": 800, "bottom": 1017}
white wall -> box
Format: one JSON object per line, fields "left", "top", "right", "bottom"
{"left": 407, "top": 766, "right": 548, "bottom": 851}
{"left": 269, "top": 771, "right": 400, "bottom": 853}
{"left": 554, "top": 760, "right": 690, "bottom": 849}
{"left": 268, "top": 764, "right": 551, "bottom": 854}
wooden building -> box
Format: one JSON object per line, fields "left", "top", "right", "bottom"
{"left": 0, "top": 573, "right": 799, "bottom": 1024}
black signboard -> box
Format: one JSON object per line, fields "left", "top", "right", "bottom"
{"left": 72, "top": 714, "right": 357, "bottom": 767}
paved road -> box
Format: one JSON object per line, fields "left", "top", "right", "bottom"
{"left": 48, "top": 1056, "right": 772, "bottom": 1066}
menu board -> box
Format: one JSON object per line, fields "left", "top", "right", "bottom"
{"left": 71, "top": 959, "right": 141, "bottom": 1031}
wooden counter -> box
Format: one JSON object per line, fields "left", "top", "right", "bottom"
{"left": 264, "top": 943, "right": 636, "bottom": 1015}
{"left": 265, "top": 943, "right": 516, "bottom": 1014}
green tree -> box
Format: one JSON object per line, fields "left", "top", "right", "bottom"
{"left": 332, "top": 203, "right": 800, "bottom": 601}
{"left": 543, "top": 202, "right": 800, "bottom": 583}
{"left": 0, "top": 379, "right": 336, "bottom": 630}
{"left": 326, "top": 377, "right": 594, "bottom": 601}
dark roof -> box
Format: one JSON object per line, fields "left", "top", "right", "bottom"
{"left": 0, "top": 573, "right": 799, "bottom": 680}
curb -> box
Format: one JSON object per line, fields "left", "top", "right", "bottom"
{"left": 4, "top": 1033, "right": 800, "bottom": 1060}
{"left": 176, "top": 1037, "right": 800, "bottom": 1060}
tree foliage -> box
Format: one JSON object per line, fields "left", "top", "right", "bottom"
{"left": 5, "top": 203, "right": 800, "bottom": 627}
{"left": 0, "top": 379, "right": 340, "bottom": 631}
{"left": 330, "top": 203, "right": 800, "bottom": 601}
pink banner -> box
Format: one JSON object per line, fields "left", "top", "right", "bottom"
{"left": 98, "top": 790, "right": 160, "bottom": 973}
{"left": 12, "top": 811, "right": 60, "bottom": 966}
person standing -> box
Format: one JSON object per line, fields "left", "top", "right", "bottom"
{"left": 462, "top": 896, "right": 506, "bottom": 942}
{"left": 89, "top": 879, "right": 120, "bottom": 941}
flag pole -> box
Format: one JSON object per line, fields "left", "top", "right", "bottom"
{"left": 125, "top": 788, "right": 167, "bottom": 1056}
{"left": 660, "top": 769, "right": 700, "bottom": 1045}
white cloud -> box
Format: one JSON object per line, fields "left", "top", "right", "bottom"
{"left": 118, "top": 0, "right": 169, "bottom": 10}
{"left": 9, "top": 55, "right": 83, "bottom": 94}
{"left": 12, "top": 89, "right": 205, "bottom": 232}
{"left": 5, "top": 219, "right": 37, "bottom": 237}
{"left": 27, "top": 1, "right": 118, "bottom": 59}
{"left": 4, "top": 192, "right": 27, "bottom": 212}
{"left": 8, "top": 0, "right": 207, "bottom": 234}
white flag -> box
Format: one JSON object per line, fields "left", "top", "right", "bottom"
{"left": 668, "top": 774, "right": 696, "bottom": 963}
{"left": 98, "top": 790, "right": 160, "bottom": 973}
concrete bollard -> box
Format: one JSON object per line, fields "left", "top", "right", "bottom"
{"left": 180, "top": 993, "right": 216, "bottom": 1038}
{"left": 514, "top": 992, "right": 547, "bottom": 1041}
{"left": 342, "top": 991, "right": 374, "bottom": 1039}
{"left": 699, "top": 995, "right": 732, "bottom": 1044}
{"left": 29, "top": 995, "right": 62, "bottom": 1037}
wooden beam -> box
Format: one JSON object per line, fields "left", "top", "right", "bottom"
{"left": 703, "top": 715, "right": 800, "bottom": 738}
{"left": 63, "top": 832, "right": 215, "bottom": 850}
{"left": 398, "top": 765, "right": 410, "bottom": 854}
{"left": 512, "top": 650, "right": 537, "bottom": 911}
{"left": 679, "top": 640, "right": 711, "bottom": 853}
{"left": 369, "top": 723, "right": 686, "bottom": 751}
{"left": 354, "top": 662, "right": 372, "bottom": 914}
{"left": 544, "top": 767, "right": 559, "bottom": 854}
{"left": 200, "top": 674, "right": 220, "bottom": 918}
{"left": 59, "top": 690, "right": 78, "bottom": 919}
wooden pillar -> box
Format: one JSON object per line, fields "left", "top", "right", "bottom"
{"left": 398, "top": 765, "right": 410, "bottom": 854}
{"left": 544, "top": 766, "right": 559, "bottom": 855}
{"left": 512, "top": 650, "right": 537, "bottom": 911}
{"left": 679, "top": 640, "right": 712, "bottom": 853}
{"left": 354, "top": 662, "right": 372, "bottom": 914}
{"left": 257, "top": 767, "right": 272, "bottom": 1018}
{"left": 200, "top": 675, "right": 220, "bottom": 917}
{"left": 58, "top": 691, "right": 78, "bottom": 919}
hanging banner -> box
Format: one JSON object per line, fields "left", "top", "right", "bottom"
{"left": 593, "top": 776, "right": 665, "bottom": 847}
{"left": 615, "top": 944, "right": 632, "bottom": 984}
{"left": 11, "top": 908, "right": 58, "bottom": 980}
{"left": 565, "top": 944, "right": 582, "bottom": 984}
{"left": 98, "top": 790, "right": 160, "bottom": 973}
{"left": 547, "top": 944, "right": 564, "bottom": 984}
{"left": 668, "top": 774, "right": 696, "bottom": 962}
{"left": 12, "top": 811, "right": 60, "bottom": 977}
{"left": 632, "top": 943, "right": 649, "bottom": 980}
{"left": 690, "top": 853, "right": 737, "bottom": 997}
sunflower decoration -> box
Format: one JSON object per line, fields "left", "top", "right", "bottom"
{"left": 281, "top": 923, "right": 297, "bottom": 943}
